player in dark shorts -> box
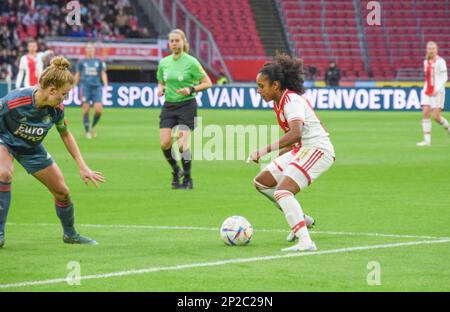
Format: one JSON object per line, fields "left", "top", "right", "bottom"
{"left": 157, "top": 29, "right": 212, "bottom": 189}
{"left": 0, "top": 56, "right": 105, "bottom": 248}
{"left": 74, "top": 42, "right": 108, "bottom": 139}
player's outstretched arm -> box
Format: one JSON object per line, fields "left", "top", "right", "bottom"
{"left": 59, "top": 129, "right": 106, "bottom": 188}
{"left": 15, "top": 56, "right": 26, "bottom": 89}
{"left": 101, "top": 70, "right": 108, "bottom": 88}
{"left": 248, "top": 120, "right": 303, "bottom": 163}
{"left": 15, "top": 68, "right": 25, "bottom": 89}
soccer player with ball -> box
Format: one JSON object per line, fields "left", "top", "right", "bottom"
{"left": 0, "top": 56, "right": 105, "bottom": 248}
{"left": 249, "top": 54, "right": 335, "bottom": 252}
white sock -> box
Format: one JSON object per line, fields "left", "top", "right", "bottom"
{"left": 274, "top": 190, "right": 311, "bottom": 242}
{"left": 439, "top": 116, "right": 450, "bottom": 130}
{"left": 422, "top": 119, "right": 431, "bottom": 143}
{"left": 254, "top": 180, "right": 281, "bottom": 211}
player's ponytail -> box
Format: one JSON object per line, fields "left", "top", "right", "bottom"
{"left": 259, "top": 53, "right": 305, "bottom": 95}
{"left": 39, "top": 56, "right": 75, "bottom": 89}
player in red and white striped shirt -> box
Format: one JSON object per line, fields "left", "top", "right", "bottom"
{"left": 15, "top": 40, "right": 54, "bottom": 89}
{"left": 417, "top": 41, "right": 449, "bottom": 146}
{"left": 249, "top": 54, "right": 335, "bottom": 252}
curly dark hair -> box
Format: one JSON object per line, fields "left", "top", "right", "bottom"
{"left": 259, "top": 53, "right": 305, "bottom": 94}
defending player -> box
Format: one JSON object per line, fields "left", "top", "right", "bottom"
{"left": 249, "top": 54, "right": 335, "bottom": 252}
{"left": 15, "top": 40, "right": 54, "bottom": 89}
{"left": 0, "top": 56, "right": 105, "bottom": 248}
{"left": 74, "top": 42, "right": 108, "bottom": 139}
{"left": 417, "top": 41, "right": 449, "bottom": 146}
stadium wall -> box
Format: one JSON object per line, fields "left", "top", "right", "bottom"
{"left": 224, "top": 60, "right": 268, "bottom": 81}
{"left": 0, "top": 83, "right": 448, "bottom": 111}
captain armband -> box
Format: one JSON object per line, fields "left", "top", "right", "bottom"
{"left": 56, "top": 118, "right": 69, "bottom": 133}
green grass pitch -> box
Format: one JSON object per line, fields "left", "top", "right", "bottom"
{"left": 0, "top": 108, "right": 449, "bottom": 291}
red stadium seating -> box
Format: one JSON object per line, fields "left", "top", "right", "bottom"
{"left": 360, "top": 0, "right": 450, "bottom": 80}
{"left": 180, "top": 0, "right": 267, "bottom": 81}
{"left": 279, "top": 0, "right": 449, "bottom": 80}
{"left": 279, "top": 0, "right": 365, "bottom": 80}
{"left": 181, "top": 0, "right": 266, "bottom": 58}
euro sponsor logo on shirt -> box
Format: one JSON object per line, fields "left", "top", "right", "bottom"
{"left": 13, "top": 124, "right": 45, "bottom": 142}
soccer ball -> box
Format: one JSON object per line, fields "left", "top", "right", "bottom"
{"left": 220, "top": 216, "right": 253, "bottom": 246}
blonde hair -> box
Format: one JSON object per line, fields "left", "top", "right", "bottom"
{"left": 169, "top": 29, "right": 190, "bottom": 53}
{"left": 39, "top": 56, "right": 75, "bottom": 89}
{"left": 426, "top": 41, "right": 438, "bottom": 50}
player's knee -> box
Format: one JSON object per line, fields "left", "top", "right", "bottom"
{"left": 0, "top": 170, "right": 13, "bottom": 183}
{"left": 433, "top": 113, "right": 441, "bottom": 122}
{"left": 94, "top": 106, "right": 103, "bottom": 114}
{"left": 160, "top": 140, "right": 172, "bottom": 150}
{"left": 253, "top": 177, "right": 270, "bottom": 191}
{"left": 54, "top": 185, "right": 70, "bottom": 200}
{"left": 178, "top": 144, "right": 189, "bottom": 154}
{"left": 254, "top": 171, "right": 277, "bottom": 189}
{"left": 276, "top": 180, "right": 300, "bottom": 195}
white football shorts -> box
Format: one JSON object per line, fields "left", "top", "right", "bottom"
{"left": 266, "top": 147, "right": 334, "bottom": 190}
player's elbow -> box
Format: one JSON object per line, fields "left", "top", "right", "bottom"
{"left": 58, "top": 129, "right": 70, "bottom": 139}
{"left": 290, "top": 129, "right": 302, "bottom": 142}
{"left": 202, "top": 76, "right": 213, "bottom": 89}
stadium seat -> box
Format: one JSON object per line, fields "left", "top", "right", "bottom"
{"left": 181, "top": 0, "right": 265, "bottom": 58}
{"left": 279, "top": 0, "right": 366, "bottom": 80}
{"left": 359, "top": 0, "right": 450, "bottom": 79}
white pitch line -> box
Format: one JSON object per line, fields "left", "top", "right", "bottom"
{"left": 7, "top": 222, "right": 450, "bottom": 240}
{"left": 0, "top": 238, "right": 449, "bottom": 290}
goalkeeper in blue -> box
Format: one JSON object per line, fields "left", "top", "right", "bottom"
{"left": 0, "top": 56, "right": 105, "bottom": 248}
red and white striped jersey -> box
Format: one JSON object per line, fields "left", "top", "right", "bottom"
{"left": 274, "top": 89, "right": 334, "bottom": 155}
{"left": 15, "top": 51, "right": 51, "bottom": 89}
{"left": 423, "top": 57, "right": 448, "bottom": 96}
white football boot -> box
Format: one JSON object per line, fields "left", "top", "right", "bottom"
{"left": 286, "top": 214, "right": 315, "bottom": 242}
{"left": 416, "top": 141, "right": 431, "bottom": 147}
{"left": 282, "top": 240, "right": 317, "bottom": 252}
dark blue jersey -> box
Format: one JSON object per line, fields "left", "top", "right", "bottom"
{"left": 76, "top": 58, "right": 106, "bottom": 87}
{"left": 0, "top": 87, "right": 67, "bottom": 152}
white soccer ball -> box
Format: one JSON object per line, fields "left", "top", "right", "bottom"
{"left": 220, "top": 216, "right": 253, "bottom": 246}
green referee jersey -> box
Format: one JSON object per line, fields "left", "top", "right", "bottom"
{"left": 157, "top": 52, "right": 206, "bottom": 103}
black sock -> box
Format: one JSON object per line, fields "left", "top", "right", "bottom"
{"left": 55, "top": 198, "right": 77, "bottom": 237}
{"left": 0, "top": 182, "right": 12, "bottom": 237}
{"left": 163, "top": 148, "right": 179, "bottom": 172}
{"left": 83, "top": 114, "right": 90, "bottom": 133}
{"left": 181, "top": 149, "right": 192, "bottom": 179}
{"left": 92, "top": 113, "right": 101, "bottom": 128}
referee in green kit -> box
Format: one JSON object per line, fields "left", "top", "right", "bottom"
{"left": 157, "top": 29, "right": 212, "bottom": 190}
